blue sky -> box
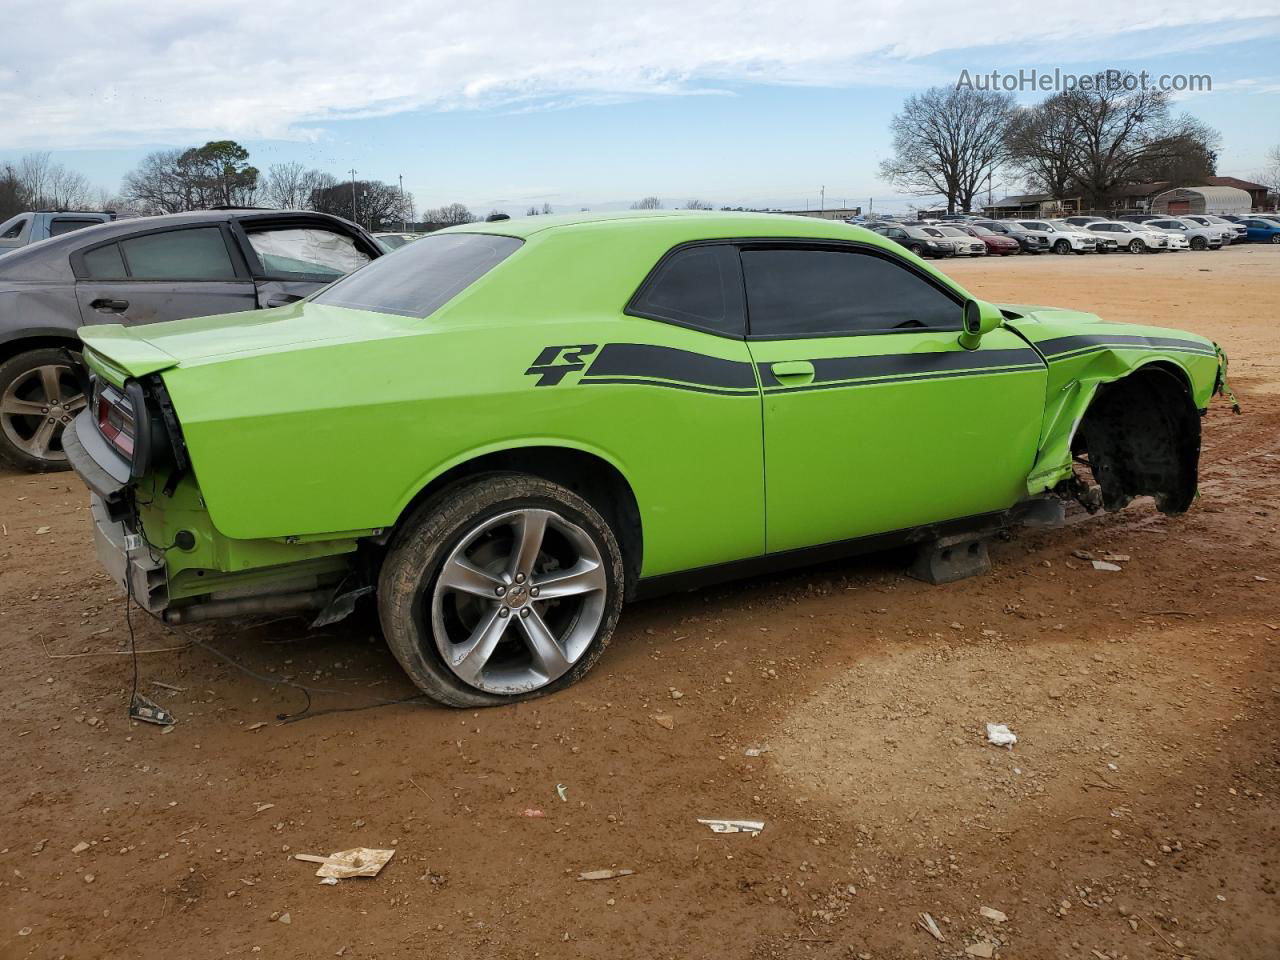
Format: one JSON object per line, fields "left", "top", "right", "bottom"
{"left": 2, "top": 2, "right": 1277, "bottom": 214}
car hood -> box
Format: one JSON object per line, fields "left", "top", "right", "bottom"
{"left": 79, "top": 301, "right": 419, "bottom": 380}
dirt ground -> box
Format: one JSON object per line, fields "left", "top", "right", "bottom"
{"left": 1, "top": 245, "right": 1277, "bottom": 960}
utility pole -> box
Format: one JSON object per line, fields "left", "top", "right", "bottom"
{"left": 349, "top": 168, "right": 358, "bottom": 227}
{"left": 820, "top": 185, "right": 825, "bottom": 216}
{"left": 399, "top": 174, "right": 406, "bottom": 232}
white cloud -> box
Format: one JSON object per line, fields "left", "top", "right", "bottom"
{"left": 1, "top": 0, "right": 1276, "bottom": 148}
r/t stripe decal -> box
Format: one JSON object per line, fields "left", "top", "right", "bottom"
{"left": 757, "top": 347, "right": 1042, "bottom": 388}
{"left": 1036, "top": 334, "right": 1216, "bottom": 358}
{"left": 583, "top": 343, "right": 757, "bottom": 389}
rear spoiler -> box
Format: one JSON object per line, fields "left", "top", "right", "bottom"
{"left": 78, "top": 324, "right": 180, "bottom": 384}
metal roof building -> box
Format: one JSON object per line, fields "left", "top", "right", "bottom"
{"left": 1150, "top": 185, "right": 1253, "bottom": 216}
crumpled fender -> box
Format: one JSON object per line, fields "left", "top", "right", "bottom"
{"left": 999, "top": 308, "right": 1223, "bottom": 496}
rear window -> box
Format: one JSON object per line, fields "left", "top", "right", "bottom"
{"left": 629, "top": 244, "right": 744, "bottom": 336}
{"left": 313, "top": 233, "right": 522, "bottom": 318}
{"left": 49, "top": 218, "right": 102, "bottom": 237}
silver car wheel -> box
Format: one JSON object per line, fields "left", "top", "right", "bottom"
{"left": 0, "top": 363, "right": 86, "bottom": 462}
{"left": 430, "top": 508, "right": 607, "bottom": 695}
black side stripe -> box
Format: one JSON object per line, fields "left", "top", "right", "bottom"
{"left": 757, "top": 347, "right": 1042, "bottom": 388}
{"left": 584, "top": 343, "right": 757, "bottom": 389}
{"left": 761, "top": 363, "right": 1044, "bottom": 395}
{"left": 1037, "top": 334, "right": 1216, "bottom": 358}
{"left": 582, "top": 377, "right": 755, "bottom": 397}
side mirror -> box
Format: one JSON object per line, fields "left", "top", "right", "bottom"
{"left": 959, "top": 299, "right": 1003, "bottom": 350}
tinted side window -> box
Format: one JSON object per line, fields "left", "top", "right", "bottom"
{"left": 1, "top": 217, "right": 29, "bottom": 240}
{"left": 314, "top": 233, "right": 521, "bottom": 319}
{"left": 120, "top": 227, "right": 236, "bottom": 280}
{"left": 82, "top": 243, "right": 127, "bottom": 279}
{"left": 49, "top": 218, "right": 101, "bottom": 237}
{"left": 741, "top": 247, "right": 960, "bottom": 337}
{"left": 629, "top": 244, "right": 744, "bottom": 336}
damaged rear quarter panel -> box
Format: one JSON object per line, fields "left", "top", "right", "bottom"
{"left": 1003, "top": 309, "right": 1220, "bottom": 495}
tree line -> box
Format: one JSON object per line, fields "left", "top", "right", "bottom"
{"left": 879, "top": 72, "right": 1225, "bottom": 213}
{"left": 1, "top": 153, "right": 98, "bottom": 222}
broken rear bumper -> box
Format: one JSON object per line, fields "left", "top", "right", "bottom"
{"left": 90, "top": 494, "right": 169, "bottom": 614}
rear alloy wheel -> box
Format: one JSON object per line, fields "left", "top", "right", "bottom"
{"left": 378, "top": 474, "right": 624, "bottom": 707}
{"left": 1128, "top": 239, "right": 1146, "bottom": 254}
{"left": 1190, "top": 236, "right": 1207, "bottom": 251}
{"left": 907, "top": 243, "right": 926, "bottom": 257}
{"left": 1053, "top": 239, "right": 1071, "bottom": 254}
{"left": 0, "top": 348, "right": 86, "bottom": 472}
{"left": 1271, "top": 234, "right": 1280, "bottom": 244}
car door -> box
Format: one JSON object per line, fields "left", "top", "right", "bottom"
{"left": 231, "top": 218, "right": 377, "bottom": 308}
{"left": 73, "top": 223, "right": 257, "bottom": 328}
{"left": 740, "top": 242, "right": 1047, "bottom": 554}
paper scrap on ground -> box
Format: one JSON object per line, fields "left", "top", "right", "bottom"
{"left": 985, "top": 723, "right": 1017, "bottom": 748}
{"left": 918, "top": 912, "right": 946, "bottom": 942}
{"left": 1092, "top": 560, "right": 1122, "bottom": 572}
{"left": 697, "top": 818, "right": 764, "bottom": 835}
{"left": 294, "top": 847, "right": 395, "bottom": 879}
{"left": 577, "top": 869, "right": 636, "bottom": 881}
{"left": 980, "top": 905, "right": 1008, "bottom": 923}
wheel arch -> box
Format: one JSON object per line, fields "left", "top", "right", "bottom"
{"left": 1067, "top": 359, "right": 1202, "bottom": 514}
{"left": 0, "top": 330, "right": 82, "bottom": 366}
{"left": 389, "top": 442, "right": 645, "bottom": 595}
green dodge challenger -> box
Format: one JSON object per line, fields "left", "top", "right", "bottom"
{"left": 66, "top": 211, "right": 1229, "bottom": 706}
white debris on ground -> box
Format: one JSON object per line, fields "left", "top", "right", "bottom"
{"left": 985, "top": 723, "right": 1017, "bottom": 748}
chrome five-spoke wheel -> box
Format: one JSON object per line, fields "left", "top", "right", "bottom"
{"left": 431, "top": 508, "right": 607, "bottom": 694}
{"left": 378, "top": 474, "right": 625, "bottom": 707}
{"left": 0, "top": 350, "right": 87, "bottom": 471}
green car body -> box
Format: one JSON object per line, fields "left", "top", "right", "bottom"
{"left": 68, "top": 211, "right": 1228, "bottom": 704}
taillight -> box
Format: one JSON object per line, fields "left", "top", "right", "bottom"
{"left": 91, "top": 378, "right": 154, "bottom": 477}
{"left": 94, "top": 381, "right": 136, "bottom": 459}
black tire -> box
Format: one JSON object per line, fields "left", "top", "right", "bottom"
{"left": 907, "top": 243, "right": 926, "bottom": 257}
{"left": 0, "top": 347, "right": 84, "bottom": 473}
{"left": 1128, "top": 239, "right": 1146, "bottom": 254}
{"left": 1271, "top": 234, "right": 1280, "bottom": 245}
{"left": 377, "top": 473, "right": 625, "bottom": 707}
{"left": 1190, "top": 236, "right": 1207, "bottom": 251}
{"left": 1053, "top": 239, "right": 1071, "bottom": 254}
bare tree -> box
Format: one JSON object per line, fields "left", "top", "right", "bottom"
{"left": 46, "top": 165, "right": 92, "bottom": 209}
{"left": 426, "top": 202, "right": 475, "bottom": 226}
{"left": 312, "top": 178, "right": 411, "bottom": 228}
{"left": 1053, "top": 76, "right": 1217, "bottom": 208}
{"left": 683, "top": 199, "right": 713, "bottom": 209}
{"left": 264, "top": 161, "right": 311, "bottom": 209}
{"left": 630, "top": 196, "right": 663, "bottom": 209}
{"left": 1006, "top": 98, "right": 1079, "bottom": 200}
{"left": 0, "top": 164, "right": 22, "bottom": 220}
{"left": 17, "top": 153, "right": 52, "bottom": 207}
{"left": 879, "top": 86, "right": 1015, "bottom": 213}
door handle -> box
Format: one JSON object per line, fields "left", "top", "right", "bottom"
{"left": 90, "top": 298, "right": 129, "bottom": 313}
{"left": 770, "top": 360, "right": 815, "bottom": 385}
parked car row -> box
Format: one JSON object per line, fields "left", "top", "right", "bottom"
{"left": 859, "top": 211, "right": 1280, "bottom": 257}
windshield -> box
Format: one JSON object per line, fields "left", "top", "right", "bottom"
{"left": 935, "top": 227, "right": 968, "bottom": 236}
{"left": 313, "top": 232, "right": 522, "bottom": 319}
